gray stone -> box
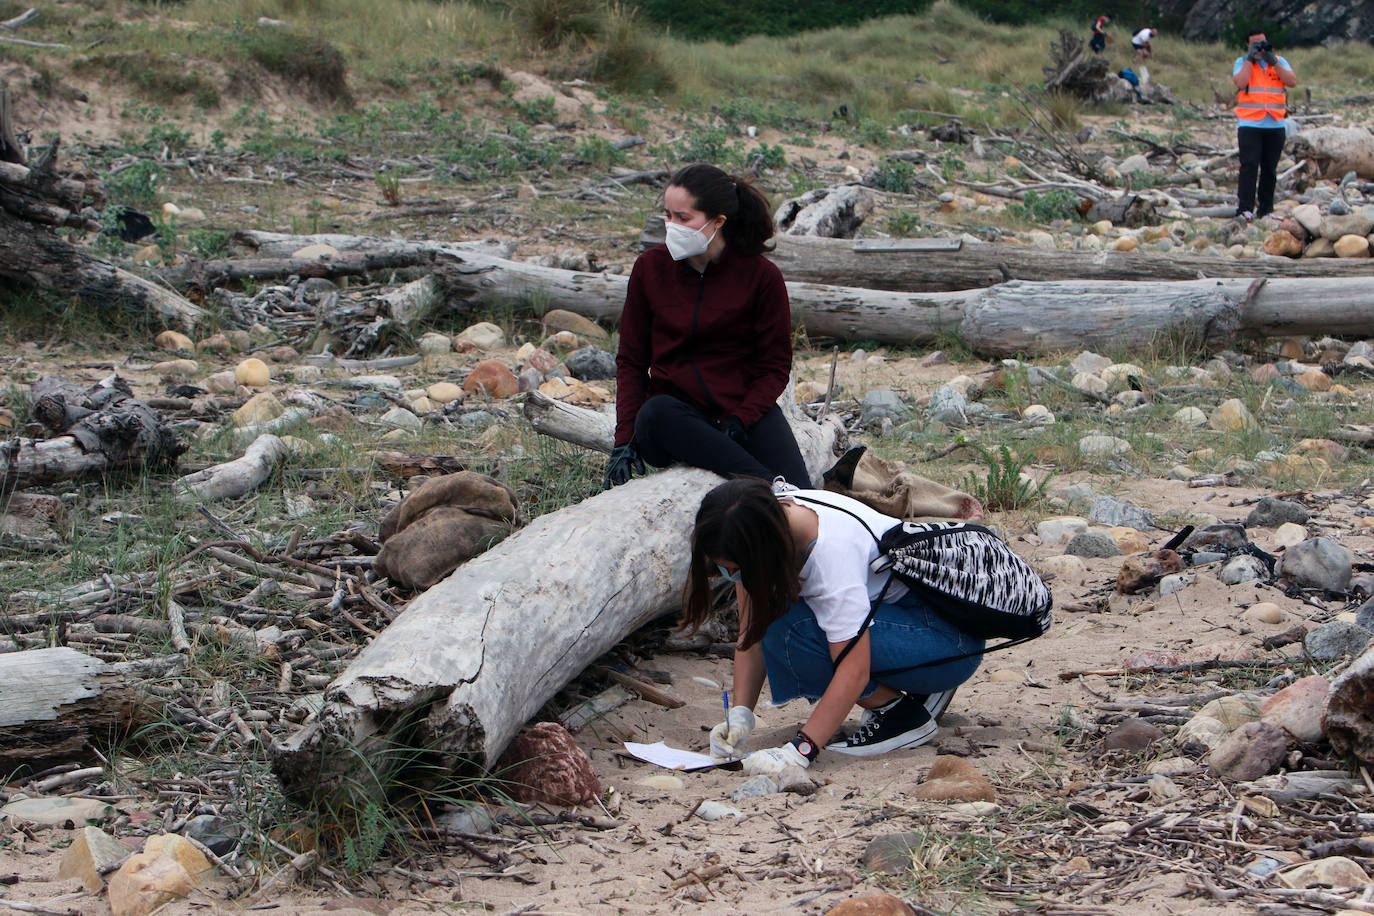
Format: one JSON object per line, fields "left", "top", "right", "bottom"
{"left": 435, "top": 804, "right": 497, "bottom": 835}
{"left": 300, "top": 277, "right": 338, "bottom": 302}
{"left": 776, "top": 765, "right": 817, "bottom": 796}
{"left": 517, "top": 366, "right": 543, "bottom": 392}
{"left": 1357, "top": 596, "right": 1374, "bottom": 632}
{"left": 861, "top": 832, "right": 923, "bottom": 874}
{"left": 1190, "top": 551, "right": 1228, "bottom": 566}
{"left": 925, "top": 385, "right": 967, "bottom": 426}
{"left": 1182, "top": 524, "right": 1249, "bottom": 554}
{"left": 1101, "top": 718, "right": 1163, "bottom": 753}
{"left": 1219, "top": 555, "right": 1268, "bottom": 585}
{"left": 1025, "top": 366, "right": 1059, "bottom": 387}
{"left": 1279, "top": 537, "right": 1353, "bottom": 592}
{"left": 455, "top": 410, "right": 499, "bottom": 434}
{"left": 564, "top": 347, "right": 616, "bottom": 381}
{"left": 1270, "top": 377, "right": 1307, "bottom": 396}
{"left": 1304, "top": 620, "right": 1373, "bottom": 661}
{"left": 1089, "top": 495, "right": 1157, "bottom": 530}
{"left": 1321, "top": 212, "right": 1374, "bottom": 241}
{"left": 183, "top": 815, "right": 240, "bottom": 856}
{"left": 1209, "top": 721, "right": 1289, "bottom": 781}
{"left": 730, "top": 775, "right": 780, "bottom": 801}
{"left": 1348, "top": 341, "right": 1374, "bottom": 361}
{"left": 1328, "top": 198, "right": 1352, "bottom": 216}
{"left": 1070, "top": 351, "right": 1112, "bottom": 375}
{"left": 693, "top": 800, "right": 742, "bottom": 821}
{"left": 0, "top": 796, "right": 112, "bottom": 827}
{"left": 859, "top": 390, "right": 911, "bottom": 428}
{"left": 1065, "top": 532, "right": 1122, "bottom": 558}
{"left": 379, "top": 405, "right": 421, "bottom": 432}
{"left": 1055, "top": 483, "right": 1095, "bottom": 510}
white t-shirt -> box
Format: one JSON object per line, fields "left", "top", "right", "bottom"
{"left": 776, "top": 487, "right": 908, "bottom": 644}
{"left": 1132, "top": 28, "right": 1154, "bottom": 45}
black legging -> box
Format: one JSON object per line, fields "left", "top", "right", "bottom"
{"left": 633, "top": 395, "right": 811, "bottom": 488}
{"left": 1237, "top": 125, "right": 1286, "bottom": 216}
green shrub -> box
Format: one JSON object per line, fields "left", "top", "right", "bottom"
{"left": 513, "top": 0, "right": 604, "bottom": 49}
{"left": 77, "top": 52, "right": 220, "bottom": 107}
{"left": 237, "top": 27, "right": 352, "bottom": 103}
{"left": 187, "top": 229, "right": 230, "bottom": 259}
{"left": 575, "top": 135, "right": 627, "bottom": 169}
{"left": 626, "top": 0, "right": 926, "bottom": 42}
{"left": 513, "top": 95, "right": 558, "bottom": 125}
{"left": 1006, "top": 189, "right": 1082, "bottom": 223}
{"left": 591, "top": 5, "right": 674, "bottom": 95}
{"left": 961, "top": 443, "right": 1049, "bottom": 511}
{"left": 105, "top": 160, "right": 164, "bottom": 208}
{"left": 867, "top": 158, "right": 918, "bottom": 194}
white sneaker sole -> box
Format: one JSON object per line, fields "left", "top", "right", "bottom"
{"left": 826, "top": 718, "right": 939, "bottom": 757}
{"left": 922, "top": 688, "right": 956, "bottom": 721}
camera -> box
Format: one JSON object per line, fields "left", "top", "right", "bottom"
{"left": 1248, "top": 39, "right": 1273, "bottom": 58}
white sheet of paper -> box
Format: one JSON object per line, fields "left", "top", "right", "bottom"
{"left": 623, "top": 741, "right": 738, "bottom": 771}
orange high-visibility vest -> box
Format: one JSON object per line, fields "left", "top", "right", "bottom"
{"left": 1236, "top": 61, "right": 1287, "bottom": 121}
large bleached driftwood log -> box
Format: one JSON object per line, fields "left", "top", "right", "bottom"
{"left": 1288, "top": 126, "right": 1374, "bottom": 180}
{"left": 0, "top": 648, "right": 185, "bottom": 770}
{"left": 271, "top": 393, "right": 841, "bottom": 803}
{"left": 765, "top": 235, "right": 1374, "bottom": 291}
{"left": 523, "top": 391, "right": 615, "bottom": 452}
{"left": 958, "top": 277, "right": 1374, "bottom": 357}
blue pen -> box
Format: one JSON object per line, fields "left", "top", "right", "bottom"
{"left": 723, "top": 688, "right": 730, "bottom": 713}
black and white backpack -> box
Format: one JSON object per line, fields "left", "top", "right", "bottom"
{"left": 792, "top": 495, "right": 1053, "bottom": 674}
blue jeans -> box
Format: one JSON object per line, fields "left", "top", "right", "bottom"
{"left": 760, "top": 592, "right": 984, "bottom": 704}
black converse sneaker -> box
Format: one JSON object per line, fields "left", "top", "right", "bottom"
{"left": 915, "top": 687, "right": 957, "bottom": 722}
{"left": 826, "top": 693, "right": 938, "bottom": 757}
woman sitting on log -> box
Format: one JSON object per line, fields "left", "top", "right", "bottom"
{"left": 603, "top": 163, "right": 810, "bottom": 490}
{"left": 684, "top": 477, "right": 984, "bottom": 775}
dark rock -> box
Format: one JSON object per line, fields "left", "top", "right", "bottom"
{"left": 1305, "top": 620, "right": 1373, "bottom": 661}
{"left": 1066, "top": 532, "right": 1122, "bottom": 558}
{"left": 1189, "top": 551, "right": 1228, "bottom": 566}
{"left": 1168, "top": 0, "right": 1374, "bottom": 45}
{"left": 860, "top": 833, "right": 923, "bottom": 874}
{"left": 1279, "top": 537, "right": 1353, "bottom": 592}
{"left": 1246, "top": 497, "right": 1310, "bottom": 529}
{"left": 1181, "top": 524, "right": 1249, "bottom": 554}
{"left": 564, "top": 347, "right": 616, "bottom": 381}
{"left": 183, "top": 815, "right": 239, "bottom": 856}
{"left": 1357, "top": 596, "right": 1374, "bottom": 632}
{"left": 1100, "top": 719, "right": 1163, "bottom": 753}
{"left": 1208, "top": 721, "right": 1289, "bottom": 781}
{"left": 1270, "top": 376, "right": 1307, "bottom": 395}
{"left": 1117, "top": 549, "right": 1185, "bottom": 594}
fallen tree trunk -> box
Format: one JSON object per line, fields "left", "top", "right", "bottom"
{"left": 0, "top": 648, "right": 185, "bottom": 770}
{"left": 230, "top": 230, "right": 516, "bottom": 261}
{"left": 1, "top": 377, "right": 185, "bottom": 491}
{"left": 0, "top": 96, "right": 205, "bottom": 330}
{"left": 764, "top": 234, "right": 1374, "bottom": 291}
{"left": 271, "top": 390, "right": 841, "bottom": 803}
{"left": 958, "top": 277, "right": 1374, "bottom": 357}
{"left": 1323, "top": 644, "right": 1374, "bottom": 766}
{"left": 174, "top": 434, "right": 287, "bottom": 501}
{"left": 523, "top": 391, "right": 615, "bottom": 452}
{"left": 1288, "top": 126, "right": 1374, "bottom": 180}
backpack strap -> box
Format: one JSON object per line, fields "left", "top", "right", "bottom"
{"left": 790, "top": 493, "right": 1029, "bottom": 677}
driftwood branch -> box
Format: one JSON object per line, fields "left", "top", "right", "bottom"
{"left": 271, "top": 390, "right": 841, "bottom": 804}
{"left": 174, "top": 434, "right": 288, "bottom": 501}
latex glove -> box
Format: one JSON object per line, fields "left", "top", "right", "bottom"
{"left": 742, "top": 742, "right": 809, "bottom": 777}
{"left": 719, "top": 416, "right": 748, "bottom": 446}
{"left": 602, "top": 444, "right": 646, "bottom": 489}
{"left": 709, "top": 706, "right": 755, "bottom": 760}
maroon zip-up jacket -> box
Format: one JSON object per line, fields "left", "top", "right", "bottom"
{"left": 614, "top": 243, "right": 793, "bottom": 448}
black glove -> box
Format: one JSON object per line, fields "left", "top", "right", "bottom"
{"left": 603, "top": 444, "right": 645, "bottom": 489}
{"left": 1262, "top": 49, "right": 1278, "bottom": 66}
{"left": 720, "top": 416, "right": 749, "bottom": 446}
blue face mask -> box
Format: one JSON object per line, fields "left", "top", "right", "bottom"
{"left": 716, "top": 563, "right": 742, "bottom": 583}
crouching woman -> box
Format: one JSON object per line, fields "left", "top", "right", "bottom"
{"left": 683, "top": 477, "right": 984, "bottom": 775}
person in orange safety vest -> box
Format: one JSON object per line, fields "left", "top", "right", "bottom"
{"left": 1232, "top": 31, "right": 1297, "bottom": 220}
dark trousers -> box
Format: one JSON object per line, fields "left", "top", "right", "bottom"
{"left": 634, "top": 395, "right": 812, "bottom": 488}
{"left": 1089, "top": 32, "right": 1105, "bottom": 53}
{"left": 1237, "top": 125, "right": 1286, "bottom": 216}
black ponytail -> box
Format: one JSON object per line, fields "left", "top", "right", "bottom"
{"left": 667, "top": 163, "right": 776, "bottom": 256}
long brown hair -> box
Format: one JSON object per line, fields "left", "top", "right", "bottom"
{"left": 667, "top": 163, "right": 776, "bottom": 257}
{"left": 683, "top": 478, "right": 799, "bottom": 649}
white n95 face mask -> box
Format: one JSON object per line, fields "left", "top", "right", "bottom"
{"left": 664, "top": 220, "right": 717, "bottom": 260}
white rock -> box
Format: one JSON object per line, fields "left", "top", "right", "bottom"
{"left": 1158, "top": 572, "right": 1195, "bottom": 596}
{"left": 1037, "top": 517, "right": 1089, "bottom": 545}
{"left": 1037, "top": 554, "right": 1088, "bottom": 585}
{"left": 292, "top": 243, "right": 340, "bottom": 260}
{"left": 1071, "top": 372, "right": 1108, "bottom": 394}
{"left": 456, "top": 321, "right": 506, "bottom": 350}
{"left": 1272, "top": 522, "right": 1307, "bottom": 549}
{"left": 1173, "top": 406, "right": 1207, "bottom": 427}
{"left": 380, "top": 406, "right": 421, "bottom": 432}
{"left": 418, "top": 332, "right": 452, "bottom": 355}
{"left": 1079, "top": 435, "right": 1132, "bottom": 459}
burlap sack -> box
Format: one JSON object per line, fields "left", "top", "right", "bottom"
{"left": 823, "top": 445, "right": 983, "bottom": 522}
{"left": 374, "top": 471, "right": 519, "bottom": 589}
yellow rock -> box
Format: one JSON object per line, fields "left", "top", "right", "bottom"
{"left": 161, "top": 202, "right": 180, "bottom": 219}
{"left": 155, "top": 359, "right": 199, "bottom": 380}
{"left": 134, "top": 245, "right": 162, "bottom": 266}
{"left": 545, "top": 330, "right": 580, "bottom": 351}
{"left": 1263, "top": 229, "right": 1303, "bottom": 257}
{"left": 986, "top": 669, "right": 1021, "bottom": 684}
{"left": 155, "top": 330, "right": 194, "bottom": 352}
{"left": 235, "top": 357, "right": 271, "bottom": 387}
{"left": 542, "top": 308, "right": 609, "bottom": 340}
{"left": 1279, "top": 856, "right": 1371, "bottom": 889}
{"left": 1296, "top": 369, "right": 1331, "bottom": 391}
{"left": 1111, "top": 236, "right": 1138, "bottom": 252}
{"left": 176, "top": 207, "right": 207, "bottom": 224}
{"left": 1091, "top": 219, "right": 1113, "bottom": 235}
{"left": 1110, "top": 527, "right": 1149, "bottom": 554}
{"left": 1333, "top": 234, "right": 1371, "bottom": 258}
{"left": 410, "top": 396, "right": 435, "bottom": 413}
{"left": 1331, "top": 384, "right": 1357, "bottom": 397}
{"left": 1209, "top": 398, "right": 1257, "bottom": 433}
{"left": 1360, "top": 517, "right": 1374, "bottom": 529}
{"left": 426, "top": 382, "right": 463, "bottom": 404}
{"left": 291, "top": 243, "right": 340, "bottom": 260}
{"left": 58, "top": 826, "right": 130, "bottom": 893}
{"left": 233, "top": 392, "right": 285, "bottom": 427}
{"left": 107, "top": 835, "right": 210, "bottom": 916}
